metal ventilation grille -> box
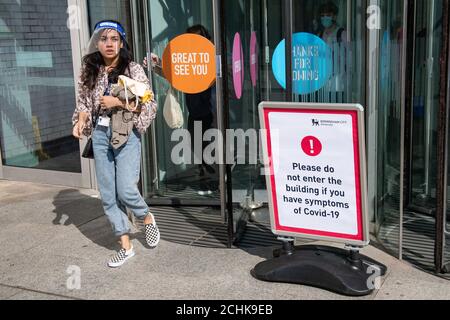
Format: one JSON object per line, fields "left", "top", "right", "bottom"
{"left": 378, "top": 210, "right": 450, "bottom": 278}
{"left": 131, "top": 206, "right": 288, "bottom": 249}
{"left": 132, "top": 206, "right": 228, "bottom": 248}
{"left": 152, "top": 188, "right": 220, "bottom": 201}
{"left": 237, "top": 221, "right": 283, "bottom": 248}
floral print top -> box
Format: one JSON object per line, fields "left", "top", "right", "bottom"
{"left": 72, "top": 61, "right": 157, "bottom": 135}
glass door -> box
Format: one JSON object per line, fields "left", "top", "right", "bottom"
{"left": 375, "top": 0, "right": 450, "bottom": 274}
{"left": 408, "top": 0, "right": 442, "bottom": 213}
{"left": 218, "top": 0, "right": 272, "bottom": 236}
{"left": 409, "top": 0, "right": 442, "bottom": 214}
{"left": 375, "top": 0, "right": 406, "bottom": 261}
{"left": 221, "top": 0, "right": 267, "bottom": 209}
{"left": 139, "top": 0, "right": 220, "bottom": 205}
{"left": 402, "top": 0, "right": 443, "bottom": 270}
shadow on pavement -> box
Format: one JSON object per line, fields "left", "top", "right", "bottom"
{"left": 51, "top": 189, "right": 279, "bottom": 255}
{"left": 51, "top": 189, "right": 118, "bottom": 250}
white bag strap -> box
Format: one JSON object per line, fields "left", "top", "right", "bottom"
{"left": 123, "top": 78, "right": 130, "bottom": 109}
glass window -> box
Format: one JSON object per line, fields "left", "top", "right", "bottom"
{"left": 265, "top": 0, "right": 286, "bottom": 102}
{"left": 219, "top": 0, "right": 368, "bottom": 211}
{"left": 0, "top": 0, "right": 80, "bottom": 173}
{"left": 290, "top": 0, "right": 366, "bottom": 104}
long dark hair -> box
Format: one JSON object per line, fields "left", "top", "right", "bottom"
{"left": 186, "top": 24, "right": 212, "bottom": 41}
{"left": 81, "top": 20, "right": 132, "bottom": 90}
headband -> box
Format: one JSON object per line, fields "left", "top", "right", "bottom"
{"left": 95, "top": 21, "right": 126, "bottom": 39}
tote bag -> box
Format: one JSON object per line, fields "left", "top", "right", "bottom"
{"left": 163, "top": 87, "right": 184, "bottom": 129}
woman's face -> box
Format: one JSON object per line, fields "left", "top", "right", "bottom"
{"left": 97, "top": 29, "right": 123, "bottom": 60}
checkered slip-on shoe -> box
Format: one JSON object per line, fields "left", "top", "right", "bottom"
{"left": 144, "top": 212, "right": 160, "bottom": 248}
{"left": 108, "top": 246, "right": 135, "bottom": 268}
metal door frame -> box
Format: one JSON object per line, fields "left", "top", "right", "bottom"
{"left": 216, "top": 0, "right": 235, "bottom": 246}
{"left": 435, "top": 0, "right": 450, "bottom": 273}
{"left": 367, "top": 0, "right": 380, "bottom": 230}
{"left": 444, "top": 1, "right": 450, "bottom": 271}
{"left": 0, "top": 144, "right": 4, "bottom": 179}
{"left": 213, "top": 0, "right": 229, "bottom": 227}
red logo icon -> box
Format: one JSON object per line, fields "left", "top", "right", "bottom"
{"left": 301, "top": 136, "right": 322, "bottom": 157}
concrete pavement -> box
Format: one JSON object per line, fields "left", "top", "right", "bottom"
{"left": 0, "top": 180, "right": 449, "bottom": 300}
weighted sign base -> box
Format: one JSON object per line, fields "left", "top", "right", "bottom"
{"left": 251, "top": 245, "right": 387, "bottom": 297}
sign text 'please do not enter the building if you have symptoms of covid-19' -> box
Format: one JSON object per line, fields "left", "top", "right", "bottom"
{"left": 259, "top": 102, "right": 369, "bottom": 246}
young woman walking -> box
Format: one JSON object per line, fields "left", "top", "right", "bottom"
{"left": 72, "top": 20, "right": 160, "bottom": 268}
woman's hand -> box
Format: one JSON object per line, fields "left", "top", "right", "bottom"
{"left": 143, "top": 53, "right": 160, "bottom": 69}
{"left": 73, "top": 112, "right": 89, "bottom": 139}
{"left": 100, "top": 96, "right": 121, "bottom": 110}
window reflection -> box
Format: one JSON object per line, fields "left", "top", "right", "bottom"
{"left": 0, "top": 1, "right": 80, "bottom": 172}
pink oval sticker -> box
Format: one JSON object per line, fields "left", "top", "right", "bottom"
{"left": 232, "top": 32, "right": 244, "bottom": 99}
{"left": 250, "top": 32, "right": 258, "bottom": 87}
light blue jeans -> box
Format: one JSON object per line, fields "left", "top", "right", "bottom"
{"left": 92, "top": 122, "right": 149, "bottom": 237}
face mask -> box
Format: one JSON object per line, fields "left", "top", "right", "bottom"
{"left": 86, "top": 21, "right": 128, "bottom": 55}
{"left": 321, "top": 16, "right": 334, "bottom": 29}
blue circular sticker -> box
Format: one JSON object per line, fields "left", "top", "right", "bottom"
{"left": 272, "top": 32, "right": 332, "bottom": 95}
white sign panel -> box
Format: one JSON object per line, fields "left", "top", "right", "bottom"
{"left": 259, "top": 102, "right": 369, "bottom": 246}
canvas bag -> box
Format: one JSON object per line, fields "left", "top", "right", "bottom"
{"left": 117, "top": 75, "right": 153, "bottom": 111}
{"left": 163, "top": 87, "right": 184, "bottom": 129}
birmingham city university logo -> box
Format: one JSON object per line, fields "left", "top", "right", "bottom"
{"left": 312, "top": 119, "right": 320, "bottom": 126}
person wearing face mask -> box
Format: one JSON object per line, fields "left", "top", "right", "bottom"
{"left": 318, "top": 1, "right": 346, "bottom": 46}
{"left": 317, "top": 1, "right": 349, "bottom": 102}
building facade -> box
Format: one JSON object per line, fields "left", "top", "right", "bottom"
{"left": 0, "top": 0, "right": 449, "bottom": 275}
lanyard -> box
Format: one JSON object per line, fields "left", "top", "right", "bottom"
{"left": 99, "top": 75, "right": 113, "bottom": 118}
{"left": 104, "top": 76, "right": 112, "bottom": 96}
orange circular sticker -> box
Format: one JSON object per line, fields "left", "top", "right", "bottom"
{"left": 162, "top": 33, "right": 216, "bottom": 94}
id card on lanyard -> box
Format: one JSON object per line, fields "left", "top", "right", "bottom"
{"left": 98, "top": 78, "right": 112, "bottom": 127}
